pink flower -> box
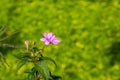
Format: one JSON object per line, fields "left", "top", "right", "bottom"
{"left": 40, "top": 32, "right": 60, "bottom": 45}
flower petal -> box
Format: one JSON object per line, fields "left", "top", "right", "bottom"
{"left": 40, "top": 38, "right": 47, "bottom": 42}
{"left": 45, "top": 41, "right": 50, "bottom": 45}
{"left": 43, "top": 32, "right": 47, "bottom": 37}
{"left": 50, "top": 35, "right": 55, "bottom": 41}
{"left": 47, "top": 32, "right": 53, "bottom": 39}
{"left": 40, "top": 32, "right": 60, "bottom": 45}
{"left": 52, "top": 38, "right": 60, "bottom": 44}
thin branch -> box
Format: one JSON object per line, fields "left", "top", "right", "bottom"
{"left": 0, "top": 31, "right": 20, "bottom": 42}
{"left": 0, "top": 26, "right": 8, "bottom": 37}
{"left": 0, "top": 52, "right": 9, "bottom": 67}
{"left": 0, "top": 43, "right": 25, "bottom": 50}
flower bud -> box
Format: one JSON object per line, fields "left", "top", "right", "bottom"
{"left": 24, "top": 40, "right": 29, "bottom": 51}
{"left": 32, "top": 41, "right": 35, "bottom": 46}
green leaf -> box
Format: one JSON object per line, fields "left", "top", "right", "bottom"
{"left": 25, "top": 67, "right": 36, "bottom": 80}
{"left": 51, "top": 75, "right": 62, "bottom": 80}
{"left": 35, "top": 61, "right": 50, "bottom": 80}
{"left": 27, "top": 74, "right": 36, "bottom": 80}
{"left": 16, "top": 60, "right": 26, "bottom": 72}
{"left": 14, "top": 53, "right": 32, "bottom": 62}
{"left": 40, "top": 57, "right": 57, "bottom": 67}
{"left": 32, "top": 47, "right": 39, "bottom": 53}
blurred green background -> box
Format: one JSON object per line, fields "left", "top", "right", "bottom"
{"left": 0, "top": 0, "right": 120, "bottom": 80}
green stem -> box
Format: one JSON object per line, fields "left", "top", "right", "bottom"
{"left": 39, "top": 45, "right": 46, "bottom": 56}
{"left": 41, "top": 45, "right": 46, "bottom": 53}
